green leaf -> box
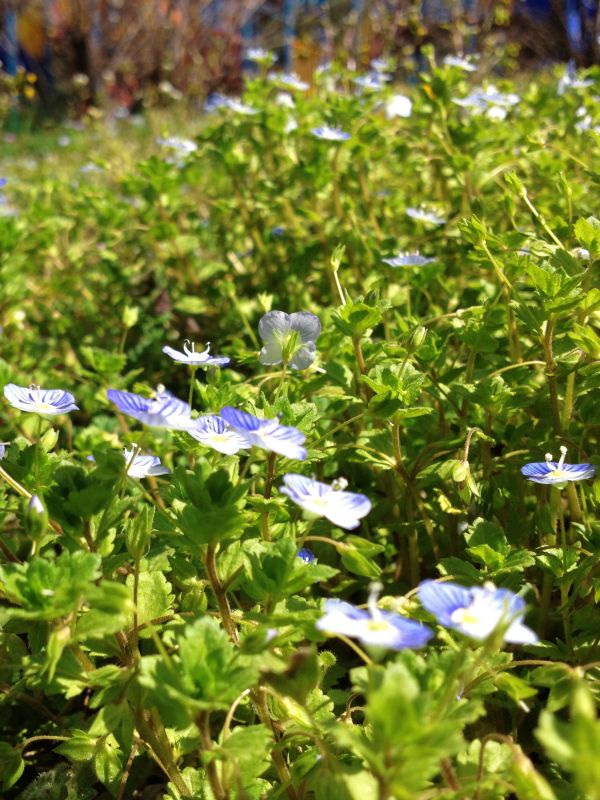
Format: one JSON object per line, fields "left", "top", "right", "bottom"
{"left": 125, "top": 570, "right": 173, "bottom": 638}
{"left": 0, "top": 742, "right": 25, "bottom": 791}
{"left": 220, "top": 725, "right": 272, "bottom": 786}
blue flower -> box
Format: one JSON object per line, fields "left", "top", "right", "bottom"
{"left": 297, "top": 547, "right": 315, "bottom": 563}
{"left": 521, "top": 446, "right": 595, "bottom": 485}
{"left": 4, "top": 383, "right": 79, "bottom": 416}
{"left": 187, "top": 415, "right": 250, "bottom": 455}
{"left": 311, "top": 125, "right": 351, "bottom": 142}
{"left": 281, "top": 474, "right": 371, "bottom": 529}
{"left": 418, "top": 580, "right": 538, "bottom": 644}
{"left": 220, "top": 407, "right": 307, "bottom": 461}
{"left": 317, "top": 585, "right": 433, "bottom": 650}
{"left": 406, "top": 207, "right": 446, "bottom": 225}
{"left": 107, "top": 387, "right": 192, "bottom": 430}
{"left": 123, "top": 447, "right": 170, "bottom": 479}
{"left": 207, "top": 94, "right": 258, "bottom": 115}
{"left": 383, "top": 252, "right": 435, "bottom": 268}
{"left": 162, "top": 340, "right": 230, "bottom": 368}
{"left": 258, "top": 310, "right": 321, "bottom": 370}
{"left": 0, "top": 442, "right": 7, "bottom": 459}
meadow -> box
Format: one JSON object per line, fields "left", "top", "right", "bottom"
{"left": 0, "top": 50, "right": 600, "bottom": 799}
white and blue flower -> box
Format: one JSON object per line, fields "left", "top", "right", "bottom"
{"left": 521, "top": 446, "right": 595, "bottom": 485}
{"left": 418, "top": 580, "right": 538, "bottom": 644}
{"left": 311, "top": 125, "right": 351, "bottom": 142}
{"left": 220, "top": 407, "right": 307, "bottom": 461}
{"left": 4, "top": 384, "right": 79, "bottom": 416}
{"left": 162, "top": 340, "right": 230, "bottom": 368}
{"left": 258, "top": 310, "right": 321, "bottom": 370}
{"left": 122, "top": 447, "right": 170, "bottom": 479}
{"left": 353, "top": 72, "right": 388, "bottom": 91}
{"left": 382, "top": 252, "right": 435, "bottom": 268}
{"left": 406, "top": 207, "right": 446, "bottom": 225}
{"left": 107, "top": 387, "right": 192, "bottom": 430}
{"left": 271, "top": 72, "right": 309, "bottom": 92}
{"left": 443, "top": 54, "right": 478, "bottom": 72}
{"left": 280, "top": 474, "right": 371, "bottom": 529}
{"left": 317, "top": 585, "right": 433, "bottom": 650}
{"left": 187, "top": 415, "right": 250, "bottom": 456}
{"left": 246, "top": 48, "right": 276, "bottom": 66}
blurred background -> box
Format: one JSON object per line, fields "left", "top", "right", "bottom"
{"left": 0, "top": 0, "right": 599, "bottom": 119}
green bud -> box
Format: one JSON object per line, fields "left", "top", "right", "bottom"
{"left": 407, "top": 325, "right": 428, "bottom": 353}
{"left": 25, "top": 495, "right": 48, "bottom": 542}
{"left": 122, "top": 305, "right": 139, "bottom": 329}
{"left": 125, "top": 506, "right": 154, "bottom": 560}
{"left": 40, "top": 428, "right": 59, "bottom": 452}
{"left": 571, "top": 679, "right": 596, "bottom": 721}
{"left": 330, "top": 244, "right": 346, "bottom": 273}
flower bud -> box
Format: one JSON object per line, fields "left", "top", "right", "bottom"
{"left": 25, "top": 494, "right": 48, "bottom": 542}
{"left": 407, "top": 325, "right": 428, "bottom": 353}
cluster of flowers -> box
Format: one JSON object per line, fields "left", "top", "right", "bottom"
{"left": 318, "top": 579, "right": 539, "bottom": 652}
{"left": 2, "top": 304, "right": 596, "bottom": 654}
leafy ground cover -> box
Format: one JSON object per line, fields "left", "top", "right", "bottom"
{"left": 1, "top": 52, "right": 600, "bottom": 799}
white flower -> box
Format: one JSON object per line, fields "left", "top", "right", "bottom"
{"left": 443, "top": 55, "right": 477, "bottom": 72}
{"left": 406, "top": 207, "right": 446, "bottom": 225}
{"left": 162, "top": 340, "right": 230, "bottom": 368}
{"left": 385, "top": 94, "right": 412, "bottom": 119}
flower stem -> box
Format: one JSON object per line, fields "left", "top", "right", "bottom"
{"left": 188, "top": 367, "right": 198, "bottom": 409}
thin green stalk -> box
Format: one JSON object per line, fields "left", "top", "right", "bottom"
{"left": 543, "top": 318, "right": 562, "bottom": 436}
{"left": 188, "top": 367, "right": 198, "bottom": 409}
{"left": 561, "top": 370, "right": 576, "bottom": 431}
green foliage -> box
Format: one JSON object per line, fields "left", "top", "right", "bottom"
{"left": 0, "top": 53, "right": 599, "bottom": 800}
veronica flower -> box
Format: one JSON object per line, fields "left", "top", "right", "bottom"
{"left": 271, "top": 72, "right": 309, "bottom": 91}
{"left": 220, "top": 407, "right": 307, "bottom": 461}
{"left": 317, "top": 584, "right": 433, "bottom": 651}
{"left": 187, "top": 415, "right": 250, "bottom": 455}
{"left": 443, "top": 54, "right": 477, "bottom": 72}
{"left": 258, "top": 310, "right": 321, "bottom": 370}
{"left": 418, "top": 580, "right": 538, "bottom": 644}
{"left": 353, "top": 72, "right": 388, "bottom": 91}
{"left": 281, "top": 474, "right": 371, "bottom": 529}
{"left": 226, "top": 98, "right": 259, "bottom": 116}
{"left": 385, "top": 93, "right": 412, "bottom": 119}
{"left": 0, "top": 442, "right": 7, "bottom": 459}
{"left": 382, "top": 252, "right": 435, "bottom": 267}
{"left": 156, "top": 136, "right": 197, "bottom": 157}
{"left": 371, "top": 57, "right": 392, "bottom": 73}
{"left": 4, "top": 384, "right": 79, "bottom": 415}
{"left": 311, "top": 125, "right": 351, "bottom": 142}
{"left": 297, "top": 547, "right": 315, "bottom": 563}
{"left": 275, "top": 92, "right": 295, "bottom": 109}
{"left": 406, "top": 207, "right": 446, "bottom": 225}
{"left": 521, "top": 446, "right": 595, "bottom": 485}
{"left": 122, "top": 447, "right": 170, "bottom": 479}
{"left": 107, "top": 387, "right": 192, "bottom": 430}
{"left": 558, "top": 61, "right": 594, "bottom": 95}
{"left": 162, "top": 340, "right": 230, "bottom": 368}
{"left": 246, "top": 48, "right": 276, "bottom": 66}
